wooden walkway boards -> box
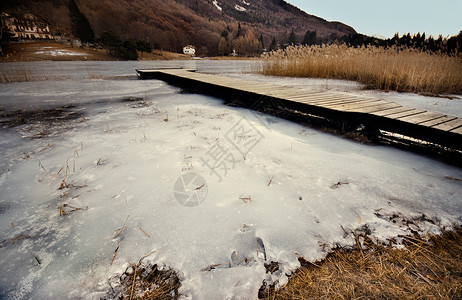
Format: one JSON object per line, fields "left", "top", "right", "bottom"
{"left": 136, "top": 69, "right": 462, "bottom": 151}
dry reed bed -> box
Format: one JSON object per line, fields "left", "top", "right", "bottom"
{"left": 260, "top": 45, "right": 462, "bottom": 95}
{"left": 0, "top": 64, "right": 62, "bottom": 83}
{"left": 261, "top": 228, "right": 462, "bottom": 299}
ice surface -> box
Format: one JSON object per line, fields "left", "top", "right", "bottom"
{"left": 0, "top": 61, "right": 461, "bottom": 299}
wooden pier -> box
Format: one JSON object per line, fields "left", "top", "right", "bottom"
{"left": 136, "top": 68, "right": 462, "bottom": 152}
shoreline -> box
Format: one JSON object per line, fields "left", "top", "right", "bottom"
{"left": 0, "top": 41, "right": 193, "bottom": 62}
{"left": 0, "top": 41, "right": 257, "bottom": 62}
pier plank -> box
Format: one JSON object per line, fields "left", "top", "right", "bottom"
{"left": 396, "top": 112, "right": 447, "bottom": 125}
{"left": 372, "top": 107, "right": 415, "bottom": 117}
{"left": 386, "top": 110, "right": 426, "bottom": 119}
{"left": 349, "top": 103, "right": 402, "bottom": 113}
{"left": 432, "top": 119, "right": 462, "bottom": 131}
{"left": 419, "top": 116, "right": 458, "bottom": 127}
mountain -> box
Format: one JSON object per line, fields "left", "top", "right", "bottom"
{"left": 1, "top": 0, "right": 356, "bottom": 55}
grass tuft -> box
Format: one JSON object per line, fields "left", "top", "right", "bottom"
{"left": 260, "top": 227, "right": 462, "bottom": 299}
{"left": 117, "top": 262, "right": 181, "bottom": 299}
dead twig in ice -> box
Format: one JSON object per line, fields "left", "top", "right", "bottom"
{"left": 111, "top": 238, "right": 125, "bottom": 265}
{"left": 240, "top": 195, "right": 252, "bottom": 203}
{"left": 331, "top": 181, "right": 349, "bottom": 189}
{"left": 38, "top": 160, "right": 46, "bottom": 172}
{"left": 137, "top": 225, "right": 151, "bottom": 238}
{"left": 112, "top": 214, "right": 130, "bottom": 239}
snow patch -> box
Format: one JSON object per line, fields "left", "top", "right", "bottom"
{"left": 211, "top": 0, "right": 222, "bottom": 11}
{"left": 235, "top": 4, "right": 247, "bottom": 11}
{"left": 33, "top": 50, "right": 87, "bottom": 56}
{"left": 242, "top": 0, "right": 250, "bottom": 5}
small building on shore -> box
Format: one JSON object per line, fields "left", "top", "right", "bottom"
{"left": 183, "top": 45, "right": 196, "bottom": 56}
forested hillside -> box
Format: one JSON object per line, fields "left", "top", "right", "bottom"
{"left": 1, "top": 0, "right": 356, "bottom": 55}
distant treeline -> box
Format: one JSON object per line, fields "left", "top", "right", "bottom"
{"left": 342, "top": 32, "right": 462, "bottom": 55}
{"left": 273, "top": 30, "right": 462, "bottom": 55}
{"left": 98, "top": 31, "right": 151, "bottom": 60}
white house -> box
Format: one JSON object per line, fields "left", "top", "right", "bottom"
{"left": 183, "top": 45, "right": 196, "bottom": 56}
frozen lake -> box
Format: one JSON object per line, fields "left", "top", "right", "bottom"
{"left": 0, "top": 61, "right": 461, "bottom": 299}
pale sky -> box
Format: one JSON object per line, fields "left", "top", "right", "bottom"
{"left": 286, "top": 0, "right": 462, "bottom": 38}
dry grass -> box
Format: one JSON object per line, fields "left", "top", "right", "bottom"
{"left": 208, "top": 56, "right": 256, "bottom": 60}
{"left": 116, "top": 262, "right": 181, "bottom": 299}
{"left": 0, "top": 63, "right": 54, "bottom": 82}
{"left": 261, "top": 228, "right": 462, "bottom": 299}
{"left": 260, "top": 45, "right": 462, "bottom": 95}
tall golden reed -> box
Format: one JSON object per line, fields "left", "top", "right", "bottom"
{"left": 0, "top": 64, "right": 47, "bottom": 83}
{"left": 260, "top": 45, "right": 462, "bottom": 95}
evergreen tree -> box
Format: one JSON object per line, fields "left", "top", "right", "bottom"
{"left": 287, "top": 30, "right": 297, "bottom": 45}
{"left": 100, "top": 31, "right": 122, "bottom": 55}
{"left": 427, "top": 36, "right": 436, "bottom": 52}
{"left": 405, "top": 33, "right": 411, "bottom": 46}
{"left": 421, "top": 32, "right": 426, "bottom": 45}
{"left": 391, "top": 32, "right": 399, "bottom": 46}
{"left": 68, "top": 0, "right": 95, "bottom": 43}
{"left": 446, "top": 31, "right": 461, "bottom": 54}
{"left": 414, "top": 33, "right": 421, "bottom": 47}
{"left": 136, "top": 40, "right": 152, "bottom": 53}
{"left": 136, "top": 40, "right": 152, "bottom": 57}
{"left": 302, "top": 30, "right": 317, "bottom": 46}
{"left": 221, "top": 30, "right": 229, "bottom": 40}
{"left": 122, "top": 39, "right": 138, "bottom": 60}
{"left": 99, "top": 31, "right": 138, "bottom": 60}
{"left": 259, "top": 34, "right": 264, "bottom": 50}
{"left": 447, "top": 36, "right": 457, "bottom": 54}
{"left": 235, "top": 23, "right": 242, "bottom": 38}
{"left": 457, "top": 31, "right": 462, "bottom": 53}
{"left": 269, "top": 36, "right": 277, "bottom": 51}
{"left": 436, "top": 35, "right": 444, "bottom": 50}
